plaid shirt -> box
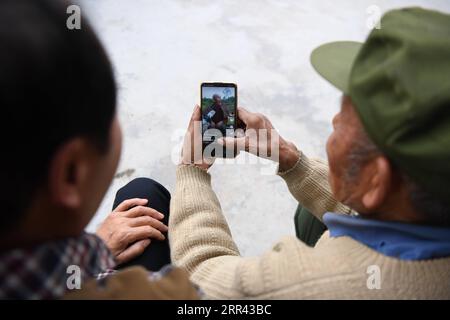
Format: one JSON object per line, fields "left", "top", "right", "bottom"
{"left": 0, "top": 232, "right": 116, "bottom": 299}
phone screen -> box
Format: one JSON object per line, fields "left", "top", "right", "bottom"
{"left": 201, "top": 83, "right": 237, "bottom": 146}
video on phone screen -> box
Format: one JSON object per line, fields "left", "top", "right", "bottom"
{"left": 201, "top": 86, "right": 236, "bottom": 143}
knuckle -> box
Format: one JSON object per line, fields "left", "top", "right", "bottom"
{"left": 144, "top": 226, "right": 153, "bottom": 235}
{"left": 140, "top": 217, "right": 153, "bottom": 227}
{"left": 256, "top": 113, "right": 265, "bottom": 122}
{"left": 249, "top": 113, "right": 264, "bottom": 126}
{"left": 138, "top": 206, "right": 148, "bottom": 214}
{"left": 142, "top": 216, "right": 153, "bottom": 224}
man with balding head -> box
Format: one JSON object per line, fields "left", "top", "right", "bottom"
{"left": 204, "top": 94, "right": 226, "bottom": 134}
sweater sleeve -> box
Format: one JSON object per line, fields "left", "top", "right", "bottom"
{"left": 169, "top": 166, "right": 240, "bottom": 271}
{"left": 169, "top": 165, "right": 321, "bottom": 299}
{"left": 277, "top": 152, "right": 355, "bottom": 220}
{"left": 169, "top": 165, "right": 244, "bottom": 298}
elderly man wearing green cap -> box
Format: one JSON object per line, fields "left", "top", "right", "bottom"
{"left": 170, "top": 7, "right": 450, "bottom": 299}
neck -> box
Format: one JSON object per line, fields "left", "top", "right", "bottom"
{"left": 362, "top": 191, "right": 424, "bottom": 225}
{"left": 0, "top": 205, "right": 84, "bottom": 252}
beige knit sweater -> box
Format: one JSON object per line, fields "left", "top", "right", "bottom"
{"left": 169, "top": 153, "right": 450, "bottom": 299}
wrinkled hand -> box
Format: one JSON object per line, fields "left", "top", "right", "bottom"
{"left": 96, "top": 198, "right": 168, "bottom": 264}
{"left": 219, "top": 107, "right": 300, "bottom": 171}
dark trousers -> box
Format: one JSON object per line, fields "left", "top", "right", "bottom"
{"left": 112, "top": 178, "right": 171, "bottom": 272}
{"left": 112, "top": 178, "right": 326, "bottom": 270}
{"left": 294, "top": 204, "right": 328, "bottom": 247}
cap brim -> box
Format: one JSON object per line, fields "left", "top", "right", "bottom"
{"left": 310, "top": 41, "right": 362, "bottom": 94}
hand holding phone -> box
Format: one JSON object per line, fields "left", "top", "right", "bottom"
{"left": 218, "top": 107, "right": 300, "bottom": 171}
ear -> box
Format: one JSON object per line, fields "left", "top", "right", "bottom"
{"left": 48, "top": 138, "right": 91, "bottom": 210}
{"left": 361, "top": 156, "right": 392, "bottom": 210}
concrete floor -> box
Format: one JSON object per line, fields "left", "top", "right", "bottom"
{"left": 83, "top": 0, "right": 450, "bottom": 256}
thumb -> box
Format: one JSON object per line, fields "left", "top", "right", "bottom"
{"left": 188, "top": 105, "right": 201, "bottom": 132}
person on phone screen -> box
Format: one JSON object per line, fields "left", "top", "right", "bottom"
{"left": 205, "top": 94, "right": 226, "bottom": 134}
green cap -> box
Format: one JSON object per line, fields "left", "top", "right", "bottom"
{"left": 311, "top": 7, "right": 450, "bottom": 201}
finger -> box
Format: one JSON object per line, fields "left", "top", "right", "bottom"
{"left": 116, "top": 239, "right": 151, "bottom": 264}
{"left": 237, "top": 107, "right": 252, "bottom": 124}
{"left": 128, "top": 225, "right": 165, "bottom": 242}
{"left": 113, "top": 198, "right": 148, "bottom": 213}
{"left": 128, "top": 215, "right": 168, "bottom": 232}
{"left": 124, "top": 205, "right": 165, "bottom": 220}
{"left": 193, "top": 104, "right": 201, "bottom": 120}
{"left": 188, "top": 105, "right": 201, "bottom": 131}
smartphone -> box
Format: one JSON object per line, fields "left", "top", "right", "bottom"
{"left": 201, "top": 82, "right": 238, "bottom": 157}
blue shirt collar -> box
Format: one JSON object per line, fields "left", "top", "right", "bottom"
{"left": 323, "top": 212, "right": 450, "bottom": 260}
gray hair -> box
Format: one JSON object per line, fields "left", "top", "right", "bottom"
{"left": 346, "top": 128, "right": 450, "bottom": 226}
